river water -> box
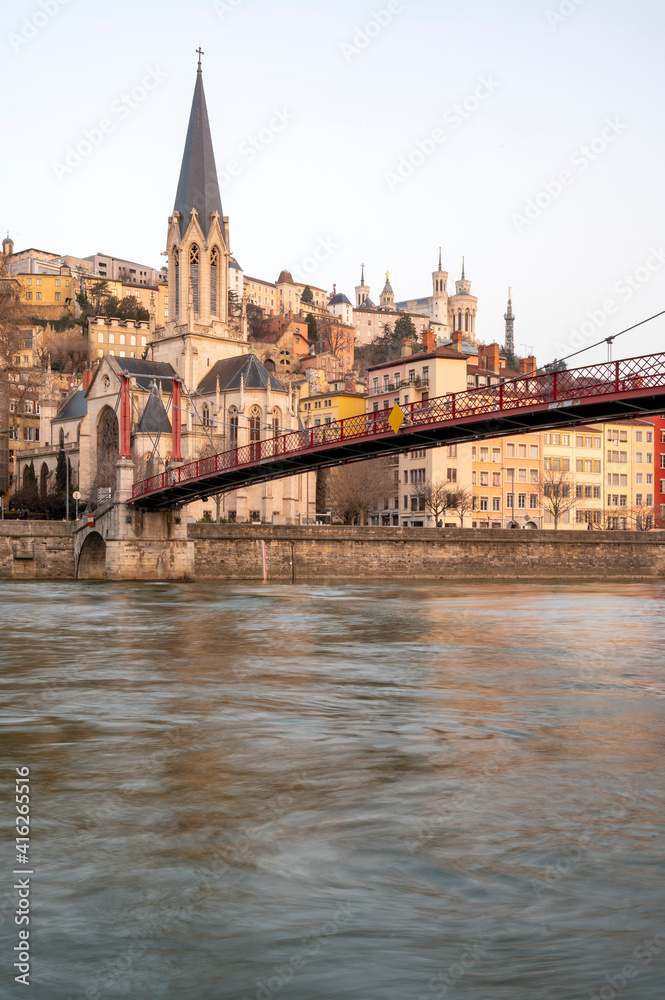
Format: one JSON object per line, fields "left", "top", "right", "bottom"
{"left": 1, "top": 581, "right": 664, "bottom": 1000}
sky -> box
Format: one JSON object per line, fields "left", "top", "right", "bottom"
{"left": 2, "top": 0, "right": 665, "bottom": 368}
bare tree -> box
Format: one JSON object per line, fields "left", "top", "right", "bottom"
{"left": 540, "top": 467, "right": 577, "bottom": 529}
{"left": 631, "top": 503, "right": 656, "bottom": 531}
{"left": 328, "top": 458, "right": 394, "bottom": 525}
{"left": 444, "top": 483, "right": 474, "bottom": 527}
{"left": 413, "top": 478, "right": 449, "bottom": 525}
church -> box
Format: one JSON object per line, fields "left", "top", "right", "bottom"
{"left": 18, "top": 58, "right": 314, "bottom": 524}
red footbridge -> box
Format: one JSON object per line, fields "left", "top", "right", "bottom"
{"left": 129, "top": 352, "right": 665, "bottom": 511}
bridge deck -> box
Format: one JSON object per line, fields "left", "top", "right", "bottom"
{"left": 129, "top": 352, "right": 665, "bottom": 510}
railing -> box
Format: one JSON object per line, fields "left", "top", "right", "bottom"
{"left": 131, "top": 351, "right": 665, "bottom": 500}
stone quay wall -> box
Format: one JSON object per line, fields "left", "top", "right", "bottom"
{"left": 2, "top": 521, "right": 665, "bottom": 582}
{"left": 0, "top": 521, "right": 75, "bottom": 580}
{"left": 190, "top": 524, "right": 665, "bottom": 582}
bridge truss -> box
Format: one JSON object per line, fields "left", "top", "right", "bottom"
{"left": 128, "top": 351, "right": 665, "bottom": 511}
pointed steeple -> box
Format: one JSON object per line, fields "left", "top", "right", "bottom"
{"left": 173, "top": 54, "right": 224, "bottom": 241}
{"left": 504, "top": 286, "right": 515, "bottom": 356}
{"left": 361, "top": 263, "right": 365, "bottom": 284}
{"left": 438, "top": 246, "right": 442, "bottom": 271}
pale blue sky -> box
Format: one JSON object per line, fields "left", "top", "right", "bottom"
{"left": 2, "top": 0, "right": 664, "bottom": 366}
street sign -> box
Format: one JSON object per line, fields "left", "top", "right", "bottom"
{"left": 87, "top": 513, "right": 94, "bottom": 527}
{"left": 388, "top": 403, "right": 405, "bottom": 434}
{"left": 73, "top": 491, "right": 81, "bottom": 500}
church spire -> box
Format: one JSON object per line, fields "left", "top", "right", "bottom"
{"left": 173, "top": 53, "right": 223, "bottom": 241}
{"left": 438, "top": 246, "right": 442, "bottom": 271}
{"left": 461, "top": 256, "right": 465, "bottom": 281}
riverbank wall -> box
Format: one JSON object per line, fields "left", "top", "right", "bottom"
{"left": 2, "top": 521, "right": 665, "bottom": 582}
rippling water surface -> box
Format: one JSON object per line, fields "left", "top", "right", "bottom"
{"left": 1, "top": 581, "right": 664, "bottom": 999}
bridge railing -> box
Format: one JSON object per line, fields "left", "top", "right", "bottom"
{"left": 131, "top": 351, "right": 665, "bottom": 500}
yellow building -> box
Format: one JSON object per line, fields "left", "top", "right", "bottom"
{"left": 88, "top": 317, "right": 151, "bottom": 360}
{"left": 121, "top": 280, "right": 169, "bottom": 325}
{"left": 17, "top": 271, "right": 79, "bottom": 318}
{"left": 300, "top": 374, "right": 367, "bottom": 426}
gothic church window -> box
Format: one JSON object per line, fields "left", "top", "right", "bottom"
{"left": 189, "top": 244, "right": 199, "bottom": 313}
{"left": 210, "top": 246, "right": 219, "bottom": 315}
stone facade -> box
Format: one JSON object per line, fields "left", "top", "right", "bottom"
{"left": 0, "top": 521, "right": 75, "bottom": 580}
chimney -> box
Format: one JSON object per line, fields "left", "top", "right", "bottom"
{"left": 452, "top": 329, "right": 464, "bottom": 352}
{"left": 486, "top": 343, "right": 500, "bottom": 373}
{"left": 519, "top": 358, "right": 530, "bottom": 374}
{"left": 422, "top": 328, "right": 436, "bottom": 353}
{"left": 401, "top": 338, "right": 413, "bottom": 357}
{"left": 477, "top": 345, "right": 487, "bottom": 369}
{"left": 526, "top": 354, "right": 537, "bottom": 374}
{"left": 82, "top": 369, "right": 93, "bottom": 391}
{"left": 344, "top": 371, "right": 356, "bottom": 393}
{"left": 270, "top": 308, "right": 274, "bottom": 317}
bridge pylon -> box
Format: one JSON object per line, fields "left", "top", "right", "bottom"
{"left": 74, "top": 458, "right": 195, "bottom": 581}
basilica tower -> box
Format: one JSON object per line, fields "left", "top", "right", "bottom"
{"left": 448, "top": 257, "right": 478, "bottom": 339}
{"left": 355, "top": 263, "right": 370, "bottom": 307}
{"left": 430, "top": 247, "right": 448, "bottom": 325}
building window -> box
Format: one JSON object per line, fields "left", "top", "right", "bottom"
{"left": 55, "top": 292, "right": 61, "bottom": 301}
{"left": 506, "top": 444, "right": 515, "bottom": 458}
{"left": 492, "top": 448, "right": 501, "bottom": 463}
{"left": 446, "top": 468, "right": 457, "bottom": 483}
{"left": 518, "top": 494, "right": 526, "bottom": 508}
{"left": 25, "top": 291, "right": 32, "bottom": 300}
{"left": 529, "top": 494, "right": 538, "bottom": 509}
{"left": 36, "top": 292, "right": 42, "bottom": 300}
{"left": 480, "top": 472, "right": 489, "bottom": 486}
{"left": 492, "top": 472, "right": 501, "bottom": 486}
{"left": 479, "top": 497, "right": 489, "bottom": 511}
{"left": 492, "top": 497, "right": 501, "bottom": 511}
{"left": 506, "top": 493, "right": 514, "bottom": 508}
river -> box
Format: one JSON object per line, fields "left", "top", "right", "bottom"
{"left": 1, "top": 581, "right": 664, "bottom": 999}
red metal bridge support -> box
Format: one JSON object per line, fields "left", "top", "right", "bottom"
{"left": 119, "top": 374, "right": 132, "bottom": 460}
{"left": 172, "top": 378, "right": 182, "bottom": 462}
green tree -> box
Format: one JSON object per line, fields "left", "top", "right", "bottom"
{"left": 306, "top": 313, "right": 318, "bottom": 347}
{"left": 301, "top": 285, "right": 314, "bottom": 304}
{"left": 101, "top": 295, "right": 150, "bottom": 322}
{"left": 26, "top": 460, "right": 37, "bottom": 487}
{"left": 394, "top": 314, "right": 418, "bottom": 343}
{"left": 55, "top": 449, "right": 68, "bottom": 491}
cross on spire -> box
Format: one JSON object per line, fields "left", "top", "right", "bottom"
{"left": 196, "top": 47, "right": 204, "bottom": 72}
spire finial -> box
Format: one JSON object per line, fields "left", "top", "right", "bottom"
{"left": 386, "top": 269, "right": 390, "bottom": 283}
{"left": 361, "top": 263, "right": 365, "bottom": 285}
{"left": 438, "top": 246, "right": 442, "bottom": 271}
{"left": 461, "top": 256, "right": 465, "bottom": 281}
{"left": 508, "top": 285, "right": 512, "bottom": 301}
{"left": 196, "top": 47, "right": 204, "bottom": 73}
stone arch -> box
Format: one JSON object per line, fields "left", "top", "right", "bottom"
{"left": 39, "top": 462, "right": 49, "bottom": 498}
{"left": 271, "top": 406, "right": 282, "bottom": 436}
{"left": 77, "top": 531, "right": 106, "bottom": 581}
{"left": 264, "top": 357, "right": 276, "bottom": 372}
{"left": 96, "top": 405, "right": 120, "bottom": 493}
{"left": 465, "top": 309, "right": 470, "bottom": 332}
{"left": 22, "top": 465, "right": 30, "bottom": 490}
{"left": 457, "top": 309, "right": 462, "bottom": 330}
{"left": 202, "top": 403, "right": 211, "bottom": 427}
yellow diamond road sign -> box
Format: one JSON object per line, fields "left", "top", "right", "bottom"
{"left": 388, "top": 403, "right": 405, "bottom": 434}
